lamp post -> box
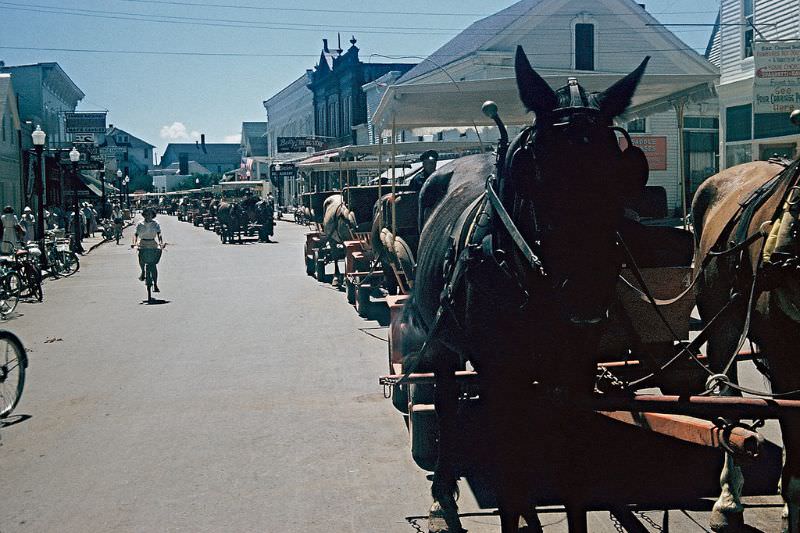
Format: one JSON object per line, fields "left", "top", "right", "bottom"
{"left": 31, "top": 125, "right": 48, "bottom": 268}
{"left": 116, "top": 169, "right": 122, "bottom": 205}
{"left": 99, "top": 170, "right": 106, "bottom": 218}
{"left": 69, "top": 147, "right": 84, "bottom": 254}
{"left": 195, "top": 177, "right": 200, "bottom": 189}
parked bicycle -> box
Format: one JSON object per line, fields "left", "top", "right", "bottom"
{"left": 41, "top": 231, "right": 79, "bottom": 278}
{"left": 0, "top": 263, "right": 21, "bottom": 318}
{"left": 0, "top": 329, "right": 27, "bottom": 418}
{"left": 1, "top": 242, "right": 42, "bottom": 302}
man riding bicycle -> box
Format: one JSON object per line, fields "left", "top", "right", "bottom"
{"left": 131, "top": 207, "right": 164, "bottom": 293}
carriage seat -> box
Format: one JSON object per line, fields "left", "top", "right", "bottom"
{"left": 619, "top": 218, "right": 694, "bottom": 268}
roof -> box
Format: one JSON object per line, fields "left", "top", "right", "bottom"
{"left": 705, "top": 10, "right": 722, "bottom": 66}
{"left": 161, "top": 143, "right": 241, "bottom": 167}
{"left": 397, "top": 0, "right": 539, "bottom": 83}
{"left": 242, "top": 122, "right": 267, "bottom": 138}
{"left": 105, "top": 126, "right": 156, "bottom": 148}
{"left": 241, "top": 122, "right": 268, "bottom": 156}
{"left": 0, "top": 74, "right": 21, "bottom": 130}
{"left": 0, "top": 62, "right": 85, "bottom": 104}
{"left": 373, "top": 73, "right": 718, "bottom": 129}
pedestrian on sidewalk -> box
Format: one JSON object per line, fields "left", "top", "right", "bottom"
{"left": 0, "top": 206, "right": 22, "bottom": 253}
{"left": 20, "top": 207, "right": 36, "bottom": 243}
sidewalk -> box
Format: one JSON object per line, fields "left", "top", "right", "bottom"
{"left": 81, "top": 220, "right": 136, "bottom": 254}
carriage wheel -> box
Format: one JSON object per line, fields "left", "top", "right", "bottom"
{"left": 409, "top": 383, "right": 438, "bottom": 471}
{"left": 356, "top": 284, "right": 371, "bottom": 318}
{"left": 314, "top": 249, "right": 327, "bottom": 282}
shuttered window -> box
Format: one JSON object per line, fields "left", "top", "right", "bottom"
{"left": 575, "top": 24, "right": 595, "bottom": 71}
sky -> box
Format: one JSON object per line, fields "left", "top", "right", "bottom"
{"left": 0, "top": 0, "right": 721, "bottom": 162}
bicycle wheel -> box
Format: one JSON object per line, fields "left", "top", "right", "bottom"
{"left": 145, "top": 264, "right": 153, "bottom": 302}
{"left": 0, "top": 272, "right": 21, "bottom": 317}
{"left": 58, "top": 251, "right": 80, "bottom": 276}
{"left": 23, "top": 263, "right": 43, "bottom": 302}
{"left": 0, "top": 330, "right": 27, "bottom": 418}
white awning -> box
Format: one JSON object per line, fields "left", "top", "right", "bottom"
{"left": 372, "top": 73, "right": 718, "bottom": 129}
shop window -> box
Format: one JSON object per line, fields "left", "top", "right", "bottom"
{"left": 574, "top": 23, "right": 595, "bottom": 71}
{"left": 726, "top": 143, "right": 752, "bottom": 167}
{"left": 755, "top": 113, "right": 798, "bottom": 139}
{"left": 726, "top": 104, "right": 752, "bottom": 142}
{"left": 684, "top": 130, "right": 719, "bottom": 200}
{"left": 626, "top": 118, "right": 646, "bottom": 133}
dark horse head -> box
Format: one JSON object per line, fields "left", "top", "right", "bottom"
{"left": 503, "top": 46, "right": 649, "bottom": 325}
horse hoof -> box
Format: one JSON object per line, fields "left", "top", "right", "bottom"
{"left": 709, "top": 509, "right": 745, "bottom": 532}
{"left": 428, "top": 501, "right": 465, "bottom": 533}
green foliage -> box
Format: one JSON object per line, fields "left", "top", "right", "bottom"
{"left": 177, "top": 173, "right": 223, "bottom": 190}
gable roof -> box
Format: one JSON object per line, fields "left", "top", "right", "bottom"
{"left": 105, "top": 125, "right": 155, "bottom": 148}
{"left": 705, "top": 10, "right": 722, "bottom": 66}
{"left": 161, "top": 143, "right": 241, "bottom": 167}
{"left": 398, "top": 0, "right": 539, "bottom": 83}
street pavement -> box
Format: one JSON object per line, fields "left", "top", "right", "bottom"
{"left": 0, "top": 215, "right": 787, "bottom": 532}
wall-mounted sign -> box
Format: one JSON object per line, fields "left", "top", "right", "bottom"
{"left": 65, "top": 112, "right": 107, "bottom": 133}
{"left": 99, "top": 146, "right": 127, "bottom": 157}
{"left": 270, "top": 165, "right": 296, "bottom": 188}
{"left": 754, "top": 40, "right": 800, "bottom": 114}
{"left": 73, "top": 133, "right": 96, "bottom": 144}
{"left": 277, "top": 137, "right": 327, "bottom": 153}
{"left": 619, "top": 136, "right": 668, "bottom": 171}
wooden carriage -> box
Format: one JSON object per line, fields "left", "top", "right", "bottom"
{"left": 303, "top": 190, "right": 343, "bottom": 280}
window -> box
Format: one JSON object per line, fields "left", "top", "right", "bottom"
{"left": 575, "top": 23, "right": 595, "bottom": 71}
{"left": 726, "top": 143, "right": 752, "bottom": 167}
{"left": 684, "top": 117, "right": 719, "bottom": 129}
{"left": 144, "top": 148, "right": 149, "bottom": 159}
{"left": 116, "top": 134, "right": 129, "bottom": 144}
{"left": 743, "top": 0, "right": 754, "bottom": 58}
{"left": 626, "top": 118, "right": 646, "bottom": 133}
{"left": 726, "top": 104, "right": 752, "bottom": 142}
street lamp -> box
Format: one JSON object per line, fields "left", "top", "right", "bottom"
{"left": 31, "top": 125, "right": 49, "bottom": 268}
{"left": 116, "top": 169, "right": 123, "bottom": 204}
{"left": 99, "top": 170, "right": 106, "bottom": 218}
{"left": 69, "top": 147, "right": 84, "bottom": 254}
{"left": 195, "top": 177, "right": 200, "bottom": 188}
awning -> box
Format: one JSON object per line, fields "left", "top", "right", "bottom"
{"left": 372, "top": 73, "right": 719, "bottom": 129}
{"left": 297, "top": 159, "right": 411, "bottom": 172}
{"left": 79, "top": 170, "right": 118, "bottom": 197}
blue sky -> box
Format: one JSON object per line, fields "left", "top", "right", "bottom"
{"left": 0, "top": 0, "right": 720, "bottom": 161}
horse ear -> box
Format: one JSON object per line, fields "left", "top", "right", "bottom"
{"left": 515, "top": 45, "right": 557, "bottom": 118}
{"left": 595, "top": 56, "right": 649, "bottom": 120}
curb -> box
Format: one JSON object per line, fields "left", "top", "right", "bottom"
{"left": 85, "top": 221, "right": 136, "bottom": 254}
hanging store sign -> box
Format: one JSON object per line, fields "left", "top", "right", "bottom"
{"left": 277, "top": 137, "right": 327, "bottom": 153}
{"left": 270, "top": 165, "right": 296, "bottom": 188}
{"left": 754, "top": 40, "right": 800, "bottom": 114}
{"left": 64, "top": 112, "right": 107, "bottom": 133}
{"left": 619, "top": 136, "right": 667, "bottom": 171}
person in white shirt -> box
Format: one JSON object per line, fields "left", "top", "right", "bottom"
{"left": 131, "top": 208, "right": 164, "bottom": 292}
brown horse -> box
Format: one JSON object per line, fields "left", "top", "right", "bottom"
{"left": 693, "top": 159, "right": 800, "bottom": 532}
{"left": 397, "top": 46, "right": 649, "bottom": 532}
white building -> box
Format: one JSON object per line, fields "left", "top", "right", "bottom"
{"left": 371, "top": 0, "right": 720, "bottom": 215}
{"left": 706, "top": 0, "right": 800, "bottom": 167}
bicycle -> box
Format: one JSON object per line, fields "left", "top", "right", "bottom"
{"left": 137, "top": 244, "right": 164, "bottom": 302}
{"left": 1, "top": 242, "right": 43, "bottom": 302}
{"left": 0, "top": 264, "right": 21, "bottom": 318}
{"left": 42, "top": 231, "right": 80, "bottom": 278}
{"left": 0, "top": 329, "right": 27, "bottom": 418}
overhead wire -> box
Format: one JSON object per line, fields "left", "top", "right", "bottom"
{"left": 0, "top": 1, "right": 719, "bottom": 37}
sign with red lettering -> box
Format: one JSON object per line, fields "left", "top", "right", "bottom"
{"left": 619, "top": 135, "right": 667, "bottom": 171}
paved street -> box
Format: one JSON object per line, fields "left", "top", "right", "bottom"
{"left": 0, "top": 216, "right": 786, "bottom": 532}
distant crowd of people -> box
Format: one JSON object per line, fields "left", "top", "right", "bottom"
{"left": 0, "top": 200, "right": 127, "bottom": 254}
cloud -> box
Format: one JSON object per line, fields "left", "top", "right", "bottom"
{"left": 223, "top": 134, "right": 241, "bottom": 143}
{"left": 160, "top": 122, "right": 201, "bottom": 141}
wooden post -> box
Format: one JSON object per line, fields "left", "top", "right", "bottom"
{"left": 391, "top": 116, "right": 397, "bottom": 244}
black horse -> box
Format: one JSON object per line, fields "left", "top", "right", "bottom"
{"left": 398, "top": 46, "right": 649, "bottom": 532}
